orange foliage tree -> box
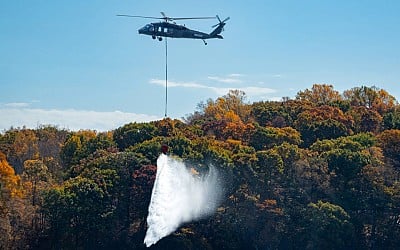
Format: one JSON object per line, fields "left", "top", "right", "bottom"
{"left": 343, "top": 86, "right": 397, "bottom": 114}
{"left": 296, "top": 84, "right": 342, "bottom": 105}
{"left": 0, "top": 151, "right": 22, "bottom": 248}
{"left": 294, "top": 105, "right": 354, "bottom": 146}
{"left": 377, "top": 129, "right": 400, "bottom": 167}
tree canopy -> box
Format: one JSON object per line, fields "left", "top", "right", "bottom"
{"left": 1, "top": 84, "right": 400, "bottom": 249}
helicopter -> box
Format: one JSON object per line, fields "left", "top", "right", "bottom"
{"left": 117, "top": 12, "right": 230, "bottom": 45}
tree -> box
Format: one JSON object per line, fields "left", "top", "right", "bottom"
{"left": 383, "top": 108, "right": 400, "bottom": 130}
{"left": 42, "top": 174, "right": 117, "bottom": 249}
{"left": 128, "top": 137, "right": 165, "bottom": 163}
{"left": 294, "top": 105, "right": 353, "bottom": 146}
{"left": 60, "top": 130, "right": 96, "bottom": 167}
{"left": 255, "top": 150, "right": 284, "bottom": 177}
{"left": 343, "top": 86, "right": 397, "bottom": 114}
{"left": 0, "top": 152, "right": 21, "bottom": 202}
{"left": 60, "top": 130, "right": 115, "bottom": 168}
{"left": 311, "top": 134, "right": 376, "bottom": 183}
{"left": 205, "top": 90, "right": 250, "bottom": 122}
{"left": 249, "top": 125, "right": 302, "bottom": 151}
{"left": 186, "top": 91, "right": 254, "bottom": 142}
{"left": 186, "top": 90, "right": 251, "bottom": 126}
{"left": 292, "top": 155, "right": 332, "bottom": 201}
{"left": 347, "top": 106, "right": 382, "bottom": 133}
{"left": 41, "top": 149, "right": 153, "bottom": 249}
{"left": 35, "top": 125, "right": 69, "bottom": 162}
{"left": 222, "top": 90, "right": 252, "bottom": 122}
{"left": 152, "top": 118, "right": 186, "bottom": 137}
{"left": 251, "top": 100, "right": 309, "bottom": 128}
{"left": 113, "top": 122, "right": 157, "bottom": 150}
{"left": 377, "top": 129, "right": 400, "bottom": 167}
{"left": 302, "top": 201, "right": 354, "bottom": 249}
{"left": 35, "top": 126, "right": 69, "bottom": 181}
{"left": 22, "top": 159, "right": 51, "bottom": 206}
{"left": 309, "top": 133, "right": 388, "bottom": 242}
{"left": 1, "top": 129, "right": 39, "bottom": 173}
{"left": 0, "top": 151, "right": 22, "bottom": 249}
{"left": 296, "top": 84, "right": 342, "bottom": 106}
{"left": 251, "top": 101, "right": 290, "bottom": 127}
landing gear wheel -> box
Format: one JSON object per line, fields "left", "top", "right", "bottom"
{"left": 152, "top": 35, "right": 156, "bottom": 39}
{"left": 158, "top": 37, "right": 163, "bottom": 41}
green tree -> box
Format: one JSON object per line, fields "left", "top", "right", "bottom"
{"left": 42, "top": 174, "right": 117, "bottom": 249}
{"left": 311, "top": 134, "right": 376, "bottom": 185}
{"left": 255, "top": 150, "right": 284, "bottom": 178}
{"left": 60, "top": 130, "right": 115, "bottom": 168}
{"left": 60, "top": 130, "right": 96, "bottom": 167}
{"left": 249, "top": 125, "right": 301, "bottom": 151}
{"left": 251, "top": 99, "right": 309, "bottom": 128}
{"left": 383, "top": 108, "right": 400, "bottom": 130}
{"left": 69, "top": 150, "right": 151, "bottom": 243}
{"left": 113, "top": 122, "right": 157, "bottom": 150}
{"left": 302, "top": 201, "right": 354, "bottom": 249}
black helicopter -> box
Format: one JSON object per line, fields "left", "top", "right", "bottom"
{"left": 117, "top": 12, "right": 229, "bottom": 45}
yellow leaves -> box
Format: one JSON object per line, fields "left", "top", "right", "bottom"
{"left": 0, "top": 152, "right": 22, "bottom": 199}
{"left": 75, "top": 130, "right": 97, "bottom": 139}
{"left": 203, "top": 90, "right": 250, "bottom": 122}
{"left": 374, "top": 89, "right": 397, "bottom": 113}
{"left": 361, "top": 146, "right": 384, "bottom": 166}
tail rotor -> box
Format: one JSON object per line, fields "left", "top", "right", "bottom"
{"left": 212, "top": 15, "right": 230, "bottom": 31}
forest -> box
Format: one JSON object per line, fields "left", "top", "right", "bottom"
{"left": 1, "top": 84, "right": 400, "bottom": 249}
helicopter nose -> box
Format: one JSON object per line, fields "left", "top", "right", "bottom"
{"left": 138, "top": 28, "right": 144, "bottom": 34}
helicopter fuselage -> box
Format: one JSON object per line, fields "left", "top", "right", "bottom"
{"left": 138, "top": 22, "right": 222, "bottom": 40}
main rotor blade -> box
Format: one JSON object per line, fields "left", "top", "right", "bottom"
{"left": 171, "top": 17, "right": 216, "bottom": 20}
{"left": 116, "top": 14, "right": 163, "bottom": 20}
{"left": 117, "top": 14, "right": 217, "bottom": 21}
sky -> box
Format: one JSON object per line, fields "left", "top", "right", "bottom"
{"left": 1, "top": 1, "right": 400, "bottom": 131}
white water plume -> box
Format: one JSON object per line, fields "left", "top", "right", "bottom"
{"left": 144, "top": 154, "right": 222, "bottom": 247}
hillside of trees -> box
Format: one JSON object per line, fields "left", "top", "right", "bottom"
{"left": 1, "top": 84, "right": 400, "bottom": 249}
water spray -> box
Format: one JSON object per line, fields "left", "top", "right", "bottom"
{"left": 144, "top": 154, "right": 223, "bottom": 247}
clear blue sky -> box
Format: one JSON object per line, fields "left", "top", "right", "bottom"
{"left": 1, "top": 1, "right": 399, "bottom": 131}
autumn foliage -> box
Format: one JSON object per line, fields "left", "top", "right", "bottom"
{"left": 1, "top": 85, "right": 400, "bottom": 249}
